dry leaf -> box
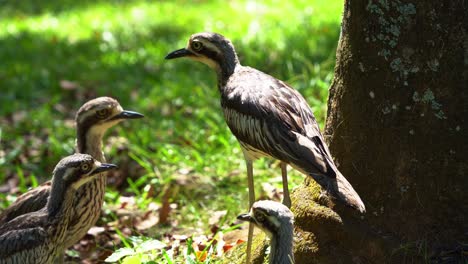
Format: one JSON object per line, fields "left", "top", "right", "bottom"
{"left": 59, "top": 80, "right": 81, "bottom": 90}
{"left": 208, "top": 210, "right": 227, "bottom": 226}
{"left": 135, "top": 211, "right": 158, "bottom": 231}
{"left": 87, "top": 226, "right": 106, "bottom": 236}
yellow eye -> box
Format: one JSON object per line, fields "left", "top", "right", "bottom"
{"left": 80, "top": 163, "right": 91, "bottom": 172}
{"left": 192, "top": 41, "right": 203, "bottom": 51}
{"left": 96, "top": 109, "right": 109, "bottom": 119}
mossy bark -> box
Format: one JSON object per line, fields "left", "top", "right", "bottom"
{"left": 223, "top": 233, "right": 269, "bottom": 264}
{"left": 323, "top": 0, "right": 467, "bottom": 262}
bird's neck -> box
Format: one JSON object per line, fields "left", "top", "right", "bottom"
{"left": 76, "top": 126, "right": 106, "bottom": 162}
{"left": 47, "top": 181, "right": 76, "bottom": 222}
{"left": 269, "top": 225, "right": 294, "bottom": 264}
{"left": 215, "top": 54, "right": 240, "bottom": 89}
{"left": 46, "top": 181, "right": 77, "bottom": 244}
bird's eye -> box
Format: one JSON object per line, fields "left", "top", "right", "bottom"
{"left": 255, "top": 211, "right": 265, "bottom": 222}
{"left": 192, "top": 41, "right": 203, "bottom": 51}
{"left": 96, "top": 109, "right": 109, "bottom": 119}
{"left": 80, "top": 163, "right": 91, "bottom": 173}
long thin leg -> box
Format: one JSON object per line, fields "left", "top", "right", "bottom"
{"left": 247, "top": 160, "right": 255, "bottom": 207}
{"left": 246, "top": 159, "right": 254, "bottom": 264}
{"left": 281, "top": 162, "right": 291, "bottom": 208}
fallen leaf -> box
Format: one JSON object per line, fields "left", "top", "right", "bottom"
{"left": 60, "top": 80, "right": 81, "bottom": 90}
{"left": 208, "top": 210, "right": 227, "bottom": 226}
{"left": 195, "top": 251, "right": 207, "bottom": 262}
{"left": 87, "top": 226, "right": 106, "bottom": 236}
{"left": 135, "top": 211, "right": 158, "bottom": 231}
{"left": 223, "top": 244, "right": 234, "bottom": 252}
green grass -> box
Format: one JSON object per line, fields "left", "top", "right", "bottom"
{"left": 0, "top": 0, "right": 343, "bottom": 262}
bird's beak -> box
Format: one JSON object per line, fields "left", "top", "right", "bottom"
{"left": 165, "top": 48, "right": 195, "bottom": 59}
{"left": 237, "top": 213, "right": 254, "bottom": 223}
{"left": 92, "top": 163, "right": 118, "bottom": 175}
{"left": 110, "top": 110, "right": 144, "bottom": 120}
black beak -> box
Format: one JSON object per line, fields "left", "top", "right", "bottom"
{"left": 237, "top": 213, "right": 254, "bottom": 223}
{"left": 165, "top": 48, "right": 195, "bottom": 60}
{"left": 92, "top": 163, "right": 118, "bottom": 175}
{"left": 111, "top": 110, "right": 144, "bottom": 120}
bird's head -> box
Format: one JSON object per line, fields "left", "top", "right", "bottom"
{"left": 53, "top": 153, "right": 118, "bottom": 190}
{"left": 76, "top": 97, "right": 144, "bottom": 133}
{"left": 75, "top": 97, "right": 143, "bottom": 152}
{"left": 165, "top": 32, "right": 239, "bottom": 78}
{"left": 237, "top": 200, "right": 294, "bottom": 238}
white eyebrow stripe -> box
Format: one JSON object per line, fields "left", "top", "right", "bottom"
{"left": 77, "top": 110, "right": 95, "bottom": 123}
{"left": 202, "top": 41, "right": 221, "bottom": 54}
{"left": 268, "top": 215, "right": 281, "bottom": 229}
{"left": 62, "top": 169, "right": 75, "bottom": 181}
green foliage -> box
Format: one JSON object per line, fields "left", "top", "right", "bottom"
{"left": 105, "top": 237, "right": 167, "bottom": 263}
{"left": 0, "top": 0, "right": 343, "bottom": 262}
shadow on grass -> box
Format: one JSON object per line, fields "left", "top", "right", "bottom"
{"left": 0, "top": 24, "right": 188, "bottom": 115}
{"left": 0, "top": 20, "right": 340, "bottom": 113}
{"left": 0, "top": 23, "right": 188, "bottom": 182}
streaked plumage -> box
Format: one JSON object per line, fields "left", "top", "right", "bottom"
{"left": 0, "top": 97, "right": 143, "bottom": 251}
{"left": 165, "top": 32, "right": 365, "bottom": 212}
{"left": 166, "top": 32, "right": 365, "bottom": 264}
{"left": 238, "top": 200, "right": 295, "bottom": 264}
{"left": 0, "top": 154, "right": 117, "bottom": 264}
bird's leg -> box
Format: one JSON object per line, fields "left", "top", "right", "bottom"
{"left": 246, "top": 159, "right": 254, "bottom": 264}
{"left": 281, "top": 162, "right": 291, "bottom": 208}
{"left": 247, "top": 160, "right": 255, "bottom": 207}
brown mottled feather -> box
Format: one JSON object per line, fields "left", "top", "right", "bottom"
{"left": 0, "top": 154, "right": 113, "bottom": 264}
{"left": 166, "top": 32, "right": 365, "bottom": 212}
{"left": 0, "top": 97, "right": 142, "bottom": 254}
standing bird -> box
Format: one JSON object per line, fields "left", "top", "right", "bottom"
{"left": 238, "top": 200, "right": 295, "bottom": 264}
{"left": 166, "top": 32, "right": 365, "bottom": 262}
{"left": 0, "top": 153, "right": 118, "bottom": 264}
{"left": 0, "top": 97, "right": 143, "bottom": 255}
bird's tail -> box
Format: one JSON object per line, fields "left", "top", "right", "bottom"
{"left": 310, "top": 169, "right": 366, "bottom": 213}
{"left": 331, "top": 169, "right": 366, "bottom": 213}
{"left": 309, "top": 136, "right": 366, "bottom": 213}
{"left": 293, "top": 134, "right": 365, "bottom": 212}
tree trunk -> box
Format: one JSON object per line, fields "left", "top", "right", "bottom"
{"left": 321, "top": 0, "right": 467, "bottom": 262}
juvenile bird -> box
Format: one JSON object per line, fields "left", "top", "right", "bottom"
{"left": 238, "top": 200, "right": 295, "bottom": 264}
{"left": 166, "top": 32, "right": 365, "bottom": 263}
{"left": 0, "top": 154, "right": 117, "bottom": 264}
{"left": 0, "top": 97, "right": 143, "bottom": 255}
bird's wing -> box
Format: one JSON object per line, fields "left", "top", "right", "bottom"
{"left": 0, "top": 226, "right": 47, "bottom": 258}
{"left": 0, "top": 211, "right": 48, "bottom": 258}
{"left": 0, "top": 182, "right": 51, "bottom": 224}
{"left": 0, "top": 210, "right": 46, "bottom": 234}
{"left": 222, "top": 68, "right": 334, "bottom": 177}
